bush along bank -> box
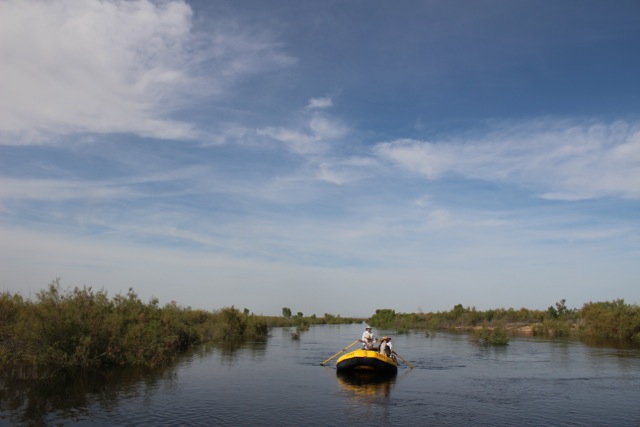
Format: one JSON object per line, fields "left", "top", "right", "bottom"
{"left": 0, "top": 281, "right": 363, "bottom": 378}
{"left": 0, "top": 281, "right": 268, "bottom": 378}
{"left": 367, "top": 299, "right": 640, "bottom": 344}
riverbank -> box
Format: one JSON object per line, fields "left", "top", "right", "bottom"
{"left": 367, "top": 300, "right": 640, "bottom": 342}
{"left": 0, "top": 281, "right": 361, "bottom": 379}
{"left": 452, "top": 322, "right": 535, "bottom": 335}
{"left": 3, "top": 283, "right": 638, "bottom": 378}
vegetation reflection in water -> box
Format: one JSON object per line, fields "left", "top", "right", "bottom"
{"left": 0, "top": 341, "right": 266, "bottom": 426}
{"left": 1, "top": 363, "right": 174, "bottom": 426}
{"left": 3, "top": 280, "right": 640, "bottom": 425}
{"left": 2, "top": 324, "right": 640, "bottom": 426}
{"left": 335, "top": 371, "right": 398, "bottom": 402}
{"left": 3, "top": 280, "right": 640, "bottom": 381}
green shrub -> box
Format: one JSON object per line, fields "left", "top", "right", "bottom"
{"left": 531, "top": 319, "right": 572, "bottom": 337}
{"left": 579, "top": 300, "right": 640, "bottom": 341}
{"left": 0, "top": 281, "right": 274, "bottom": 378}
{"left": 368, "top": 309, "right": 397, "bottom": 329}
{"left": 470, "top": 325, "right": 510, "bottom": 346}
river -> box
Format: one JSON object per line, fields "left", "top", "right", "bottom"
{"left": 2, "top": 323, "right": 640, "bottom": 426}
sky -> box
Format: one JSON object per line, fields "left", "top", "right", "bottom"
{"left": 1, "top": 0, "right": 639, "bottom": 317}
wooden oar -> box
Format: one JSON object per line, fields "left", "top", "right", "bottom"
{"left": 320, "top": 340, "right": 360, "bottom": 366}
{"left": 393, "top": 351, "right": 415, "bottom": 369}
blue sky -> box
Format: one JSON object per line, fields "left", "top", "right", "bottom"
{"left": 1, "top": 0, "right": 639, "bottom": 317}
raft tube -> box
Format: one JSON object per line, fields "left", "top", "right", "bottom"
{"left": 336, "top": 349, "right": 398, "bottom": 373}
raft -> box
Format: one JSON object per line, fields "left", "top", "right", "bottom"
{"left": 335, "top": 349, "right": 398, "bottom": 374}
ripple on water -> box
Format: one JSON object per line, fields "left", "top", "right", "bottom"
{"left": 4, "top": 326, "right": 640, "bottom": 426}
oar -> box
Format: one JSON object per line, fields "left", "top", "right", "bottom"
{"left": 320, "top": 340, "right": 360, "bottom": 366}
{"left": 393, "top": 351, "right": 415, "bottom": 369}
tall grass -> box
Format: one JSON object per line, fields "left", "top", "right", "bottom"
{"left": 367, "top": 299, "right": 640, "bottom": 343}
{"left": 579, "top": 299, "right": 640, "bottom": 341}
{"left": 261, "top": 312, "right": 364, "bottom": 328}
{"left": 369, "top": 305, "right": 547, "bottom": 332}
{"left": 0, "top": 281, "right": 363, "bottom": 378}
{"left": 470, "top": 324, "right": 510, "bottom": 346}
{"left": 0, "top": 281, "right": 269, "bottom": 378}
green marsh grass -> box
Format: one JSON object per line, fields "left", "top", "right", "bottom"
{"left": 367, "top": 299, "right": 640, "bottom": 344}
{"left": 0, "top": 281, "right": 362, "bottom": 378}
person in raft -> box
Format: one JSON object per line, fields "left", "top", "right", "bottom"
{"left": 360, "top": 325, "right": 378, "bottom": 350}
{"left": 379, "top": 336, "right": 393, "bottom": 357}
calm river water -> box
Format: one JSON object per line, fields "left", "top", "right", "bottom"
{"left": 2, "top": 323, "right": 640, "bottom": 426}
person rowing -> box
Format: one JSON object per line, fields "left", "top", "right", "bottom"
{"left": 379, "top": 336, "right": 397, "bottom": 361}
{"left": 360, "top": 325, "right": 378, "bottom": 350}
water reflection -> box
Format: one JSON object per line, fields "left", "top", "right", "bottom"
{"left": 579, "top": 335, "right": 640, "bottom": 353}
{"left": 0, "top": 364, "right": 176, "bottom": 426}
{"left": 3, "top": 326, "right": 640, "bottom": 426}
{"left": 335, "top": 371, "right": 397, "bottom": 400}
{"left": 0, "top": 340, "right": 267, "bottom": 426}
{"left": 215, "top": 339, "right": 268, "bottom": 365}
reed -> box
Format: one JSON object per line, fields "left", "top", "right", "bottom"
{"left": 578, "top": 299, "right": 640, "bottom": 341}
{"left": 0, "top": 281, "right": 363, "bottom": 378}
{"left": 0, "top": 281, "right": 269, "bottom": 377}
{"left": 367, "top": 299, "right": 640, "bottom": 343}
{"left": 470, "top": 324, "right": 510, "bottom": 346}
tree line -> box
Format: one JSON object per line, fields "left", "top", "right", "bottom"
{"left": 3, "top": 280, "right": 638, "bottom": 377}
{"left": 0, "top": 281, "right": 361, "bottom": 379}
{"left": 367, "top": 298, "right": 640, "bottom": 342}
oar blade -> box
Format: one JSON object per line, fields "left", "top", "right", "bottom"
{"left": 393, "top": 351, "right": 415, "bottom": 369}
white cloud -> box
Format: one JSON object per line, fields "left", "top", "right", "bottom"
{"left": 567, "top": 228, "right": 631, "bottom": 242}
{"left": 308, "top": 114, "right": 347, "bottom": 140}
{"left": 0, "top": 0, "right": 294, "bottom": 144}
{"left": 313, "top": 156, "right": 378, "bottom": 186}
{"left": 375, "top": 120, "right": 640, "bottom": 200}
{"left": 0, "top": 177, "right": 137, "bottom": 201}
{"left": 257, "top": 126, "right": 324, "bottom": 155}
{"left": 306, "top": 96, "right": 333, "bottom": 110}
{"left": 412, "top": 195, "right": 431, "bottom": 207}
{"left": 316, "top": 163, "right": 346, "bottom": 185}
{"left": 0, "top": 166, "right": 207, "bottom": 208}
{"left": 374, "top": 138, "right": 455, "bottom": 179}
{"left": 257, "top": 111, "right": 347, "bottom": 156}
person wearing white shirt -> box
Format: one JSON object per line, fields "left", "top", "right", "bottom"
{"left": 360, "top": 326, "right": 376, "bottom": 349}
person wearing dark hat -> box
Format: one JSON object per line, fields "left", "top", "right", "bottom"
{"left": 360, "top": 325, "right": 377, "bottom": 350}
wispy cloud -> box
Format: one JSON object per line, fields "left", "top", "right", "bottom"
{"left": 374, "top": 120, "right": 640, "bottom": 200}
{"left": 0, "top": 177, "right": 138, "bottom": 202}
{"left": 306, "top": 96, "right": 333, "bottom": 110}
{"left": 256, "top": 101, "right": 347, "bottom": 156}
{"left": 0, "top": 0, "right": 294, "bottom": 144}
{"left": 1, "top": 0, "right": 638, "bottom": 315}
